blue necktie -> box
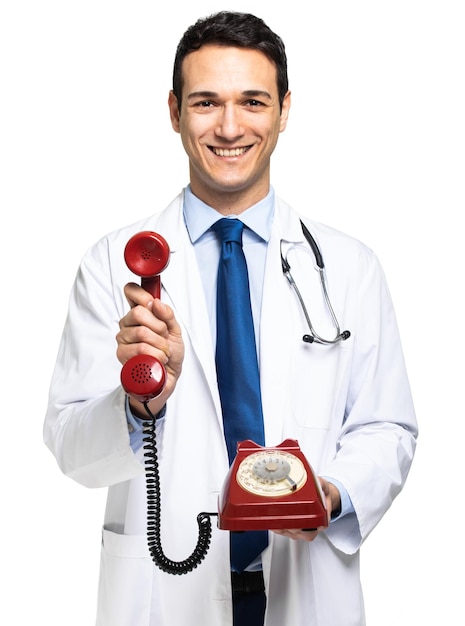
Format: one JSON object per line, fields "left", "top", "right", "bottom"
{"left": 212, "top": 218, "right": 268, "bottom": 572}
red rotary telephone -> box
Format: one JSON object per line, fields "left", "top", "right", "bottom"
{"left": 218, "top": 439, "right": 328, "bottom": 531}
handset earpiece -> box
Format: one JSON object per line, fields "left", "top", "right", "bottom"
{"left": 120, "top": 231, "right": 171, "bottom": 402}
{"left": 124, "top": 230, "right": 170, "bottom": 298}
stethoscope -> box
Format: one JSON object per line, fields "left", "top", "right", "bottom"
{"left": 280, "top": 220, "right": 351, "bottom": 345}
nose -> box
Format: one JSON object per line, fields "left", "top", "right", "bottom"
{"left": 215, "top": 104, "right": 244, "bottom": 141}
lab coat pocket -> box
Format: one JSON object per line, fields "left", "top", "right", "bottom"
{"left": 96, "top": 528, "right": 153, "bottom": 626}
{"left": 290, "top": 342, "right": 349, "bottom": 430}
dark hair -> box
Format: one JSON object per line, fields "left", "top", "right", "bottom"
{"left": 172, "top": 11, "right": 288, "bottom": 110}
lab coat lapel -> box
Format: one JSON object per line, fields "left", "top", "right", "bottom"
{"left": 259, "top": 200, "right": 305, "bottom": 448}
{"left": 153, "top": 198, "right": 222, "bottom": 416}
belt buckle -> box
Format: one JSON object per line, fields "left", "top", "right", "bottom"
{"left": 231, "top": 570, "right": 265, "bottom": 595}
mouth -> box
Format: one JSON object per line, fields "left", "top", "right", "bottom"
{"left": 209, "top": 146, "right": 252, "bottom": 157}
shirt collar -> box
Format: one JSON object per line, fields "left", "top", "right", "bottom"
{"left": 183, "top": 185, "right": 275, "bottom": 244}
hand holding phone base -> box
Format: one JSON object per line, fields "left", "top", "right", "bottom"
{"left": 218, "top": 439, "right": 328, "bottom": 532}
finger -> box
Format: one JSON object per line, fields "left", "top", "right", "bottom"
{"left": 120, "top": 304, "right": 169, "bottom": 337}
{"left": 318, "top": 476, "right": 330, "bottom": 496}
{"left": 124, "top": 282, "right": 155, "bottom": 309}
{"left": 151, "top": 298, "right": 174, "bottom": 323}
{"left": 271, "top": 528, "right": 321, "bottom": 542}
{"left": 151, "top": 299, "right": 182, "bottom": 338}
{"left": 116, "top": 332, "right": 170, "bottom": 366}
{"left": 116, "top": 313, "right": 172, "bottom": 363}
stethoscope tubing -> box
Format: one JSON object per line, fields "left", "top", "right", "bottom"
{"left": 280, "top": 221, "right": 351, "bottom": 345}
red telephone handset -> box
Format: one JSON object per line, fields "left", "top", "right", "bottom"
{"left": 120, "top": 231, "right": 171, "bottom": 403}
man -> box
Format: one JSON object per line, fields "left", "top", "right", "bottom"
{"left": 44, "top": 11, "right": 417, "bottom": 626}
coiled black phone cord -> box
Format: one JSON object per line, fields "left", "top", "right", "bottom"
{"left": 142, "top": 402, "right": 216, "bottom": 575}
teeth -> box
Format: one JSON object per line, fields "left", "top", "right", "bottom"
{"left": 212, "top": 147, "right": 247, "bottom": 157}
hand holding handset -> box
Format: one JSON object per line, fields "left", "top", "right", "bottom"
{"left": 120, "top": 231, "right": 171, "bottom": 402}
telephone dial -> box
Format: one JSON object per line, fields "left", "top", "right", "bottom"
{"left": 120, "top": 231, "right": 328, "bottom": 576}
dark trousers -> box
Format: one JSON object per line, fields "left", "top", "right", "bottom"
{"left": 231, "top": 571, "right": 266, "bottom": 626}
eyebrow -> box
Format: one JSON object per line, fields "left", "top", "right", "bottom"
{"left": 186, "top": 89, "right": 273, "bottom": 101}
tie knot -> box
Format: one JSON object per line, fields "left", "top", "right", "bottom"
{"left": 212, "top": 218, "right": 244, "bottom": 244}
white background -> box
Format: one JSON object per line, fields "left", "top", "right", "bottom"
{"left": 1, "top": 1, "right": 463, "bottom": 624}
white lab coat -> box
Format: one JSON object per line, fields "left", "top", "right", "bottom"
{"left": 44, "top": 191, "right": 417, "bottom": 626}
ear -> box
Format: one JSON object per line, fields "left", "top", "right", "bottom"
{"left": 168, "top": 91, "right": 181, "bottom": 133}
{"left": 279, "top": 91, "right": 291, "bottom": 133}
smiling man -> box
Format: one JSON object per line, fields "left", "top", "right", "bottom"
{"left": 45, "top": 11, "right": 417, "bottom": 626}
{"left": 168, "top": 44, "right": 290, "bottom": 212}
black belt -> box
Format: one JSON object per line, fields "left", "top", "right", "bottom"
{"left": 231, "top": 570, "right": 265, "bottom": 595}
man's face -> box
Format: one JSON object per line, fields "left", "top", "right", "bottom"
{"left": 169, "top": 45, "right": 291, "bottom": 212}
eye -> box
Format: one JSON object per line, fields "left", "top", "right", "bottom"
{"left": 245, "top": 99, "right": 263, "bottom": 107}
{"left": 195, "top": 100, "right": 215, "bottom": 108}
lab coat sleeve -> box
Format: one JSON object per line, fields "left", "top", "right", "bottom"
{"left": 321, "top": 246, "right": 418, "bottom": 554}
{"left": 44, "top": 235, "right": 144, "bottom": 488}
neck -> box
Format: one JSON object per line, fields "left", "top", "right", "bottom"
{"left": 189, "top": 182, "right": 270, "bottom": 216}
